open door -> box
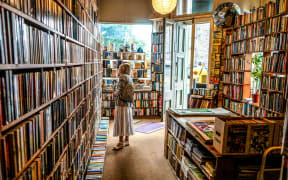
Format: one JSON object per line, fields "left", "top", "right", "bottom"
{"left": 162, "top": 19, "right": 175, "bottom": 118}
{"left": 172, "top": 22, "right": 187, "bottom": 109}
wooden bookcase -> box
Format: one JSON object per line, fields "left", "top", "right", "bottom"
{"left": 101, "top": 51, "right": 161, "bottom": 118}
{"left": 221, "top": 3, "right": 288, "bottom": 118}
{"left": 164, "top": 110, "right": 282, "bottom": 180}
{"left": 0, "top": 0, "right": 103, "bottom": 179}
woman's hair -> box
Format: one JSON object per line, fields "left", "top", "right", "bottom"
{"left": 119, "top": 63, "right": 131, "bottom": 75}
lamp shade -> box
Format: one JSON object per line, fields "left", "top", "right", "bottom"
{"left": 152, "top": 0, "right": 177, "bottom": 15}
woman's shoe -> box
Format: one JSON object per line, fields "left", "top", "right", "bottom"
{"left": 113, "top": 143, "right": 123, "bottom": 150}
{"left": 124, "top": 140, "right": 129, "bottom": 147}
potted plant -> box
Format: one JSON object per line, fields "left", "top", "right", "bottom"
{"left": 251, "top": 54, "right": 262, "bottom": 103}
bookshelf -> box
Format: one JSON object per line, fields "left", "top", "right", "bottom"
{"left": 101, "top": 50, "right": 160, "bottom": 118}
{"left": 165, "top": 110, "right": 283, "bottom": 180}
{"left": 0, "top": 0, "right": 103, "bottom": 179}
{"left": 151, "top": 19, "right": 164, "bottom": 118}
{"left": 221, "top": 1, "right": 288, "bottom": 117}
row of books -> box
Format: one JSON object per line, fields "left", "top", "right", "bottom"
{"left": 247, "top": 37, "right": 264, "bottom": 53}
{"left": 266, "top": 16, "right": 288, "bottom": 34}
{"left": 223, "top": 98, "right": 243, "bottom": 115}
{"left": 151, "top": 73, "right": 162, "bottom": 82}
{"left": 152, "top": 33, "right": 164, "bottom": 44}
{"left": 152, "top": 82, "right": 162, "bottom": 91}
{"left": 103, "top": 60, "right": 145, "bottom": 69}
{"left": 225, "top": 34, "right": 232, "bottom": 44}
{"left": 235, "top": 7, "right": 265, "bottom": 26}
{"left": 232, "top": 41, "right": 246, "bottom": 54}
{"left": 66, "top": 41, "right": 85, "bottom": 64}
{"left": 262, "top": 76, "right": 285, "bottom": 91}
{"left": 188, "top": 98, "right": 214, "bottom": 109}
{"left": 233, "top": 23, "right": 266, "bottom": 41}
{"left": 152, "top": 44, "right": 163, "bottom": 53}
{"left": 168, "top": 116, "right": 185, "bottom": 144}
{"left": 265, "top": 0, "right": 288, "bottom": 18}
{"left": 189, "top": 88, "right": 217, "bottom": 97}
{"left": 223, "top": 72, "right": 250, "bottom": 84}
{"left": 226, "top": 85, "right": 244, "bottom": 100}
{"left": 134, "top": 91, "right": 158, "bottom": 100}
{"left": 234, "top": 1, "right": 288, "bottom": 27}
{"left": 224, "top": 56, "right": 250, "bottom": 71}
{"left": 181, "top": 156, "right": 207, "bottom": 180}
{"left": 85, "top": 119, "right": 109, "bottom": 180}
{"left": 224, "top": 44, "right": 232, "bottom": 59}
{"left": 262, "top": 52, "right": 287, "bottom": 72}
{"left": 151, "top": 64, "right": 163, "bottom": 73}
{"left": 233, "top": 26, "right": 247, "bottom": 41}
{"left": 167, "top": 134, "right": 183, "bottom": 162}
{"left": 133, "top": 108, "right": 158, "bottom": 116}
{"left": 85, "top": 63, "right": 102, "bottom": 78}
{"left": 103, "top": 51, "right": 145, "bottom": 61}
{"left": 264, "top": 33, "right": 287, "bottom": 51}
{"left": 63, "top": 0, "right": 98, "bottom": 33}
{"left": 242, "top": 101, "right": 262, "bottom": 117}
{"left": 151, "top": 53, "right": 163, "bottom": 64}
{"left": 1, "top": 69, "right": 98, "bottom": 126}
{"left": 167, "top": 148, "right": 181, "bottom": 178}
{"left": 260, "top": 92, "right": 284, "bottom": 113}
{"left": 102, "top": 101, "right": 115, "bottom": 108}
{"left": 0, "top": 4, "right": 98, "bottom": 60}
{"left": 247, "top": 22, "right": 265, "bottom": 38}
{"left": 134, "top": 100, "right": 157, "bottom": 108}
{"left": 1, "top": 96, "right": 93, "bottom": 179}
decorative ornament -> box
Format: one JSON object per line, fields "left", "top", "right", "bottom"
{"left": 213, "top": 2, "right": 241, "bottom": 28}
{"left": 152, "top": 0, "right": 177, "bottom": 15}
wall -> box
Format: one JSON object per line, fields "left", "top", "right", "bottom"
{"left": 99, "top": 0, "right": 154, "bottom": 23}
{"left": 213, "top": 0, "right": 270, "bottom": 12}
{"left": 99, "top": 0, "right": 272, "bottom": 24}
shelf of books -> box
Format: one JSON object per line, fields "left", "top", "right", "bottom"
{"left": 151, "top": 19, "right": 164, "bottom": 118}
{"left": 102, "top": 50, "right": 160, "bottom": 118}
{"left": 165, "top": 110, "right": 284, "bottom": 180}
{"left": 221, "top": 1, "right": 288, "bottom": 117}
{"left": 0, "top": 0, "right": 103, "bottom": 179}
{"left": 188, "top": 88, "right": 218, "bottom": 109}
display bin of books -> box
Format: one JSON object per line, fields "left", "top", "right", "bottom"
{"left": 213, "top": 116, "right": 283, "bottom": 155}
{"left": 164, "top": 109, "right": 283, "bottom": 180}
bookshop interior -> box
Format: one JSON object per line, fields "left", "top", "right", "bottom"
{"left": 1, "top": 0, "right": 288, "bottom": 179}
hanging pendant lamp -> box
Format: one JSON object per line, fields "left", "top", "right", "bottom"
{"left": 152, "top": 0, "right": 177, "bottom": 15}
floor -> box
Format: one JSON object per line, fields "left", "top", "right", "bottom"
{"left": 103, "top": 119, "right": 176, "bottom": 180}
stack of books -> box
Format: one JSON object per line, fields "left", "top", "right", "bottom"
{"left": 85, "top": 118, "right": 110, "bottom": 180}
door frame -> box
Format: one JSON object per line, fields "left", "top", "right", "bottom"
{"left": 189, "top": 17, "right": 213, "bottom": 89}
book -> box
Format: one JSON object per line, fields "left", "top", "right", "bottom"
{"left": 187, "top": 120, "right": 215, "bottom": 144}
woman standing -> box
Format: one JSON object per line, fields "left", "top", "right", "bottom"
{"left": 113, "top": 63, "right": 134, "bottom": 150}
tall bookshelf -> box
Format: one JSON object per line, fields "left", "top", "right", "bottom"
{"left": 151, "top": 19, "right": 164, "bottom": 118}
{"left": 101, "top": 51, "right": 160, "bottom": 118}
{"left": 221, "top": 1, "right": 288, "bottom": 117}
{"left": 0, "top": 0, "right": 103, "bottom": 179}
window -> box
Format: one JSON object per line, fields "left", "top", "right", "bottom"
{"left": 101, "top": 24, "right": 152, "bottom": 53}
{"left": 176, "top": 0, "right": 213, "bottom": 16}
{"left": 192, "top": 22, "right": 211, "bottom": 85}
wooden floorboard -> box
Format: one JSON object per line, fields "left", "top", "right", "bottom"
{"left": 103, "top": 119, "right": 176, "bottom": 180}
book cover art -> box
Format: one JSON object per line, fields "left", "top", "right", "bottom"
{"left": 226, "top": 125, "right": 248, "bottom": 153}
{"left": 249, "top": 125, "right": 273, "bottom": 153}
{"left": 190, "top": 121, "right": 215, "bottom": 140}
